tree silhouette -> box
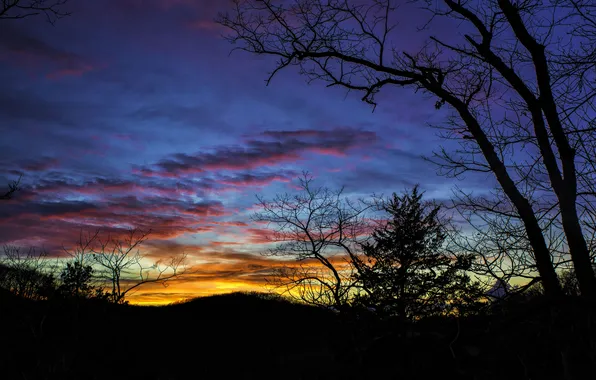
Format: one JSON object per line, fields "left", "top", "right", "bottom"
{"left": 353, "top": 187, "right": 483, "bottom": 320}
{"left": 0, "top": 0, "right": 69, "bottom": 23}
{"left": 0, "top": 175, "right": 20, "bottom": 200}
{"left": 0, "top": 245, "right": 56, "bottom": 300}
{"left": 84, "top": 228, "right": 187, "bottom": 304}
{"left": 58, "top": 260, "right": 105, "bottom": 299}
{"left": 218, "top": 0, "right": 596, "bottom": 297}
{"left": 253, "top": 173, "right": 370, "bottom": 308}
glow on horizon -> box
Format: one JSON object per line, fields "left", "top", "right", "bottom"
{"left": 0, "top": 0, "right": 501, "bottom": 304}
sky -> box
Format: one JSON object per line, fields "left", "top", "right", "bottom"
{"left": 0, "top": 0, "right": 495, "bottom": 304}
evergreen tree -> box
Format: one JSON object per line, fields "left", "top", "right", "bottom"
{"left": 59, "top": 261, "right": 103, "bottom": 299}
{"left": 354, "top": 186, "right": 483, "bottom": 320}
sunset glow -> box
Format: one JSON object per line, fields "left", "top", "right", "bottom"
{"left": 0, "top": 0, "right": 496, "bottom": 304}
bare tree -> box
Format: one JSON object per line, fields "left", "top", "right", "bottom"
{"left": 0, "top": 245, "right": 56, "bottom": 300}
{"left": 62, "top": 228, "right": 101, "bottom": 266}
{"left": 58, "top": 229, "right": 106, "bottom": 299}
{"left": 217, "top": 0, "right": 596, "bottom": 297}
{"left": 0, "top": 0, "right": 69, "bottom": 23}
{"left": 449, "top": 186, "right": 571, "bottom": 297}
{"left": 0, "top": 175, "right": 21, "bottom": 200}
{"left": 71, "top": 228, "right": 187, "bottom": 304}
{"left": 266, "top": 262, "right": 354, "bottom": 307}
{"left": 253, "top": 173, "right": 371, "bottom": 308}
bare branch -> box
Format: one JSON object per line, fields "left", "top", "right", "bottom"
{"left": 0, "top": 0, "right": 70, "bottom": 24}
{"left": 0, "top": 175, "right": 22, "bottom": 200}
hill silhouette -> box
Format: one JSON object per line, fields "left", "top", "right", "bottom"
{"left": 0, "top": 291, "right": 352, "bottom": 380}
{"left": 2, "top": 290, "right": 595, "bottom": 379}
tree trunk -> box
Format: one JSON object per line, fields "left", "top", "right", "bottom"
{"left": 498, "top": 0, "right": 596, "bottom": 297}
{"left": 560, "top": 196, "right": 596, "bottom": 296}
{"left": 437, "top": 91, "right": 563, "bottom": 296}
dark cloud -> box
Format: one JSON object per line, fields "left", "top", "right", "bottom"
{"left": 0, "top": 90, "right": 68, "bottom": 124}
{"left": 0, "top": 24, "right": 95, "bottom": 78}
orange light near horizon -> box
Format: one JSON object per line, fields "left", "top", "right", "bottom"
{"left": 126, "top": 279, "right": 271, "bottom": 306}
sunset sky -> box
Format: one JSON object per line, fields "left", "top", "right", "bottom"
{"left": 0, "top": 0, "right": 496, "bottom": 304}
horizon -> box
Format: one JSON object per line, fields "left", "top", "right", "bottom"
{"left": 0, "top": 0, "right": 498, "bottom": 304}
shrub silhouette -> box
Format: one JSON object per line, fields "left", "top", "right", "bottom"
{"left": 0, "top": 247, "right": 57, "bottom": 300}
{"left": 58, "top": 261, "right": 107, "bottom": 300}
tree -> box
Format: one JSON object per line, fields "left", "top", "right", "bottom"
{"left": 0, "top": 175, "right": 21, "bottom": 200}
{"left": 353, "top": 187, "right": 483, "bottom": 320}
{"left": 83, "top": 228, "right": 187, "bottom": 304}
{"left": 0, "top": 0, "right": 69, "bottom": 23}
{"left": 526, "top": 263, "right": 596, "bottom": 298}
{"left": 217, "top": 0, "right": 596, "bottom": 297}
{"left": 0, "top": 245, "right": 56, "bottom": 300}
{"left": 58, "top": 260, "right": 105, "bottom": 299}
{"left": 253, "top": 173, "right": 370, "bottom": 308}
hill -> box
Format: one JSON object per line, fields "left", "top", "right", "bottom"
{"left": 0, "top": 291, "right": 351, "bottom": 380}
{"left": 1, "top": 290, "right": 595, "bottom": 379}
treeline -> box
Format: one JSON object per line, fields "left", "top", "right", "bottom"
{"left": 219, "top": 0, "right": 596, "bottom": 300}
{"left": 0, "top": 229, "right": 186, "bottom": 305}
{"left": 1, "top": 179, "right": 595, "bottom": 379}
{"left": 1, "top": 175, "right": 589, "bottom": 316}
{"left": 255, "top": 174, "right": 589, "bottom": 321}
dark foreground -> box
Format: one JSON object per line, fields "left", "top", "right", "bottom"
{"left": 1, "top": 291, "right": 595, "bottom": 380}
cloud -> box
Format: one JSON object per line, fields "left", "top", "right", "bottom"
{"left": 211, "top": 221, "right": 249, "bottom": 227}
{"left": 0, "top": 174, "right": 229, "bottom": 250}
{"left": 0, "top": 164, "right": 377, "bottom": 305}
{"left": 0, "top": 24, "right": 97, "bottom": 79}
{"left": 188, "top": 20, "right": 226, "bottom": 33}
{"left": 0, "top": 157, "right": 61, "bottom": 174}
{"left": 138, "top": 127, "right": 378, "bottom": 177}
{"left": 214, "top": 171, "right": 296, "bottom": 188}
{"left": 0, "top": 164, "right": 301, "bottom": 257}
{"left": 129, "top": 104, "right": 223, "bottom": 126}
{"left": 125, "top": 250, "right": 357, "bottom": 304}
{"left": 244, "top": 227, "right": 274, "bottom": 245}
{"left": 46, "top": 65, "right": 95, "bottom": 79}
{"left": 0, "top": 90, "right": 68, "bottom": 124}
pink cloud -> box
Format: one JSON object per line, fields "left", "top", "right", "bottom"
{"left": 46, "top": 64, "right": 95, "bottom": 79}
{"left": 139, "top": 127, "right": 378, "bottom": 178}
{"left": 307, "top": 147, "right": 347, "bottom": 157}
{"left": 188, "top": 19, "right": 227, "bottom": 33}
{"left": 211, "top": 221, "right": 249, "bottom": 227}
{"left": 209, "top": 241, "right": 243, "bottom": 246}
{"left": 244, "top": 227, "right": 274, "bottom": 245}
{"left": 215, "top": 173, "right": 294, "bottom": 188}
{"left": 0, "top": 27, "right": 99, "bottom": 80}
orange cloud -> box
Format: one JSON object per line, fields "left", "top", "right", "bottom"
{"left": 125, "top": 250, "right": 357, "bottom": 305}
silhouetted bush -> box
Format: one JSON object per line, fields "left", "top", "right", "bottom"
{"left": 58, "top": 260, "right": 108, "bottom": 300}
{"left": 0, "top": 246, "right": 57, "bottom": 300}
